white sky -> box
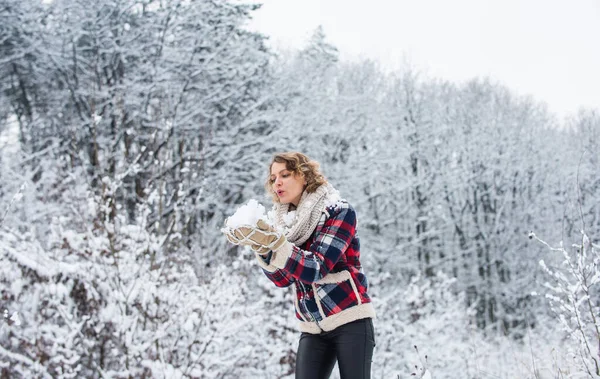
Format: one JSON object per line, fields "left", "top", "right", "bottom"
{"left": 246, "top": 0, "right": 600, "bottom": 119}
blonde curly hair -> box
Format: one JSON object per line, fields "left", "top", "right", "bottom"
{"left": 265, "top": 152, "right": 327, "bottom": 203}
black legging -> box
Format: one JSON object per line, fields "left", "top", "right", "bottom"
{"left": 295, "top": 318, "right": 375, "bottom": 379}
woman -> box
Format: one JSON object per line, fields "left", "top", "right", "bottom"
{"left": 225, "top": 152, "right": 375, "bottom": 379}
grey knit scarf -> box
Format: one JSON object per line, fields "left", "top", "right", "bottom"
{"left": 273, "top": 183, "right": 339, "bottom": 246}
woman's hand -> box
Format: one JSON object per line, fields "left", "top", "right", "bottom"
{"left": 223, "top": 219, "right": 288, "bottom": 254}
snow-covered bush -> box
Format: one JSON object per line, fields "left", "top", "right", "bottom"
{"left": 0, "top": 220, "right": 268, "bottom": 378}
{"left": 535, "top": 231, "right": 600, "bottom": 378}
{"left": 369, "top": 272, "right": 474, "bottom": 378}
{"left": 367, "top": 271, "right": 588, "bottom": 379}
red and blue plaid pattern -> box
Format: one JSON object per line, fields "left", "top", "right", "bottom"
{"left": 260, "top": 202, "right": 372, "bottom": 323}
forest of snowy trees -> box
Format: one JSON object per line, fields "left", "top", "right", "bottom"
{"left": 0, "top": 0, "right": 599, "bottom": 378}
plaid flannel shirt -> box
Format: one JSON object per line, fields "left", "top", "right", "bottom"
{"left": 259, "top": 201, "right": 375, "bottom": 332}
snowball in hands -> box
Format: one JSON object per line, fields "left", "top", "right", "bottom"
{"left": 222, "top": 199, "right": 282, "bottom": 252}
{"left": 224, "top": 199, "right": 272, "bottom": 229}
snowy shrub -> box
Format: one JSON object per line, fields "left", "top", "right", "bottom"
{"left": 535, "top": 231, "right": 600, "bottom": 378}
{"left": 369, "top": 272, "right": 475, "bottom": 378}
{"left": 368, "top": 272, "right": 579, "bottom": 379}
{"left": 252, "top": 273, "right": 299, "bottom": 379}
{"left": 0, "top": 221, "right": 267, "bottom": 378}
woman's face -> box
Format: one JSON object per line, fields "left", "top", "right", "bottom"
{"left": 270, "top": 162, "right": 306, "bottom": 206}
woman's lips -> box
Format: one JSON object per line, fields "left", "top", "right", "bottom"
{"left": 277, "top": 190, "right": 284, "bottom": 197}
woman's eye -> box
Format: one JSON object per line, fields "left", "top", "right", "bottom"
{"left": 282, "top": 174, "right": 289, "bottom": 178}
